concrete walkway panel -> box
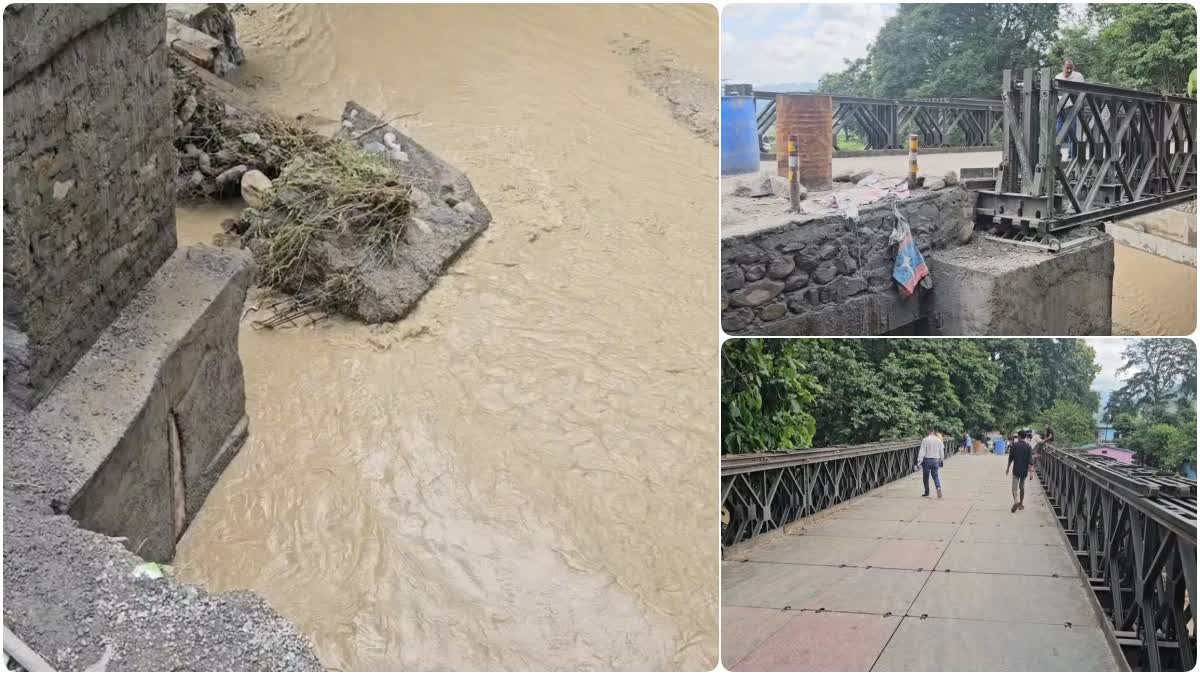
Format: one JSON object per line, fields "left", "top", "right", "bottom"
{"left": 744, "top": 534, "right": 881, "bottom": 566}
{"left": 937, "top": 540, "right": 1078, "bottom": 576}
{"left": 836, "top": 504, "right": 921, "bottom": 522}
{"left": 721, "top": 606, "right": 795, "bottom": 669}
{"left": 955, "top": 523, "right": 1065, "bottom": 545}
{"left": 807, "top": 567, "right": 931, "bottom": 615}
{"left": 872, "top": 616, "right": 1117, "bottom": 671}
{"left": 912, "top": 503, "right": 971, "bottom": 523}
{"left": 965, "top": 507, "right": 1056, "bottom": 526}
{"left": 797, "top": 519, "right": 900, "bottom": 539}
{"left": 896, "top": 521, "right": 960, "bottom": 542}
{"left": 910, "top": 571, "right": 1101, "bottom": 626}
{"left": 732, "top": 611, "right": 901, "bottom": 672}
{"left": 722, "top": 561, "right": 847, "bottom": 609}
{"left": 863, "top": 539, "right": 948, "bottom": 570}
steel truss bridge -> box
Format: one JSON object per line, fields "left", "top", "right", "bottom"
{"left": 976, "top": 68, "right": 1197, "bottom": 242}
{"left": 754, "top": 91, "right": 1003, "bottom": 152}
{"left": 1040, "top": 445, "right": 1197, "bottom": 672}
{"left": 721, "top": 438, "right": 957, "bottom": 548}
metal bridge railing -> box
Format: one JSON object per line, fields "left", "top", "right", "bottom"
{"left": 1040, "top": 444, "right": 1197, "bottom": 671}
{"left": 754, "top": 91, "right": 1003, "bottom": 152}
{"left": 722, "top": 438, "right": 959, "bottom": 549}
{"left": 977, "top": 68, "right": 1197, "bottom": 237}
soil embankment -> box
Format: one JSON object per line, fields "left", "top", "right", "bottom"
{"left": 173, "top": 4, "right": 718, "bottom": 671}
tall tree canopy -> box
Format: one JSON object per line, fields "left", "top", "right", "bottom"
{"left": 1104, "top": 338, "right": 1197, "bottom": 470}
{"left": 1052, "top": 4, "right": 1198, "bottom": 93}
{"left": 818, "top": 3, "right": 1197, "bottom": 98}
{"left": 721, "top": 338, "right": 1100, "bottom": 454}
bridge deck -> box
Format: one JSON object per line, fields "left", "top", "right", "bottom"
{"left": 721, "top": 453, "right": 1120, "bottom": 671}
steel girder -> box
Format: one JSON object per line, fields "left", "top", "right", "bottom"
{"left": 977, "top": 68, "right": 1198, "bottom": 236}
{"left": 721, "top": 439, "right": 953, "bottom": 548}
{"left": 754, "top": 91, "right": 1002, "bottom": 151}
{"left": 1040, "top": 445, "right": 1197, "bottom": 672}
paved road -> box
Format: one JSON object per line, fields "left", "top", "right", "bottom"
{"left": 833, "top": 151, "right": 1003, "bottom": 179}
{"left": 721, "top": 453, "right": 1119, "bottom": 672}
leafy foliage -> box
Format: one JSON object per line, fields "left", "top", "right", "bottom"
{"left": 818, "top": 3, "right": 1197, "bottom": 97}
{"left": 1037, "top": 400, "right": 1097, "bottom": 447}
{"left": 721, "top": 338, "right": 1102, "bottom": 454}
{"left": 1104, "top": 338, "right": 1197, "bottom": 471}
{"left": 721, "top": 339, "right": 819, "bottom": 454}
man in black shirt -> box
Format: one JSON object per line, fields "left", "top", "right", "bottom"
{"left": 1006, "top": 431, "right": 1034, "bottom": 513}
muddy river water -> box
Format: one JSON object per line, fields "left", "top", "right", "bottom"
{"left": 173, "top": 4, "right": 717, "bottom": 671}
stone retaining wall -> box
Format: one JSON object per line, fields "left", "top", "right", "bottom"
{"left": 3, "top": 4, "right": 176, "bottom": 408}
{"left": 721, "top": 188, "right": 975, "bottom": 335}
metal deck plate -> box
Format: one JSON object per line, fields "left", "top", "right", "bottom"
{"left": 936, "top": 540, "right": 1078, "bottom": 576}
{"left": 720, "top": 606, "right": 795, "bottom": 669}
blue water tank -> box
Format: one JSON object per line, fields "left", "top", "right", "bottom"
{"left": 721, "top": 96, "right": 760, "bottom": 176}
{"left": 994, "top": 439, "right": 1006, "bottom": 455}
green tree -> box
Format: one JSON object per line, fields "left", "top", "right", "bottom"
{"left": 721, "top": 339, "right": 819, "bottom": 454}
{"left": 1037, "top": 400, "right": 1097, "bottom": 447}
{"left": 817, "top": 55, "right": 874, "bottom": 96}
{"left": 1088, "top": 3, "right": 1197, "bottom": 92}
{"left": 1105, "top": 338, "right": 1196, "bottom": 421}
{"left": 1125, "top": 421, "right": 1194, "bottom": 471}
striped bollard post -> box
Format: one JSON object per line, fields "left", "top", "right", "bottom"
{"left": 788, "top": 134, "right": 801, "bottom": 210}
{"left": 907, "top": 133, "right": 919, "bottom": 189}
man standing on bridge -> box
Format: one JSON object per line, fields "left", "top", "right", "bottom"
{"left": 1056, "top": 59, "right": 1086, "bottom": 159}
{"left": 1006, "top": 431, "right": 1034, "bottom": 513}
{"left": 917, "top": 428, "right": 945, "bottom": 499}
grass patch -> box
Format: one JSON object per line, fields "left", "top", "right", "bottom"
{"left": 244, "top": 143, "right": 412, "bottom": 311}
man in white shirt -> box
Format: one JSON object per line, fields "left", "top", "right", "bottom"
{"left": 1057, "top": 58, "right": 1085, "bottom": 83}
{"left": 1056, "top": 59, "right": 1085, "bottom": 159}
{"left": 916, "top": 428, "right": 945, "bottom": 499}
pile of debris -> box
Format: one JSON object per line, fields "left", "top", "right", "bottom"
{"left": 171, "top": 47, "right": 492, "bottom": 323}
{"left": 166, "top": 3, "right": 244, "bottom": 76}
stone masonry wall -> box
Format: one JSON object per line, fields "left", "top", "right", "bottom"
{"left": 721, "top": 188, "right": 975, "bottom": 335}
{"left": 3, "top": 4, "right": 176, "bottom": 408}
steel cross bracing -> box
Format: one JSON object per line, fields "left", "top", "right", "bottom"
{"left": 754, "top": 91, "right": 1002, "bottom": 152}
{"left": 977, "top": 68, "right": 1197, "bottom": 238}
{"left": 721, "top": 438, "right": 959, "bottom": 548}
{"left": 1040, "top": 445, "right": 1197, "bottom": 672}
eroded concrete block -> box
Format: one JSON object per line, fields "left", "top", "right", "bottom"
{"left": 5, "top": 247, "right": 252, "bottom": 563}
{"left": 927, "top": 235, "right": 1114, "bottom": 335}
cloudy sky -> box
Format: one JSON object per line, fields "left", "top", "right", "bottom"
{"left": 1082, "top": 338, "right": 1135, "bottom": 392}
{"left": 721, "top": 4, "right": 899, "bottom": 86}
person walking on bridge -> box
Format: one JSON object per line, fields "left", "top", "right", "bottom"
{"left": 917, "top": 428, "right": 945, "bottom": 499}
{"left": 1006, "top": 431, "right": 1034, "bottom": 513}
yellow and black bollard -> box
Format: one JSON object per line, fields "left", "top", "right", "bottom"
{"left": 788, "top": 133, "right": 801, "bottom": 210}
{"left": 907, "top": 133, "right": 919, "bottom": 190}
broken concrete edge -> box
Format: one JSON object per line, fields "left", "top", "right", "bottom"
{"left": 720, "top": 188, "right": 974, "bottom": 335}
{"left": 6, "top": 246, "right": 251, "bottom": 558}
{"left": 2, "top": 3, "right": 128, "bottom": 90}
{"left": 926, "top": 235, "right": 1115, "bottom": 336}
{"left": 3, "top": 246, "right": 324, "bottom": 670}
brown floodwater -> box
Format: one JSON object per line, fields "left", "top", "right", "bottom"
{"left": 172, "top": 4, "right": 717, "bottom": 671}
{"left": 1112, "top": 243, "right": 1197, "bottom": 336}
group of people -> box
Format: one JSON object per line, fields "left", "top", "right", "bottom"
{"left": 915, "top": 426, "right": 1056, "bottom": 514}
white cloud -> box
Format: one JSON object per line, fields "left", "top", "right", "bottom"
{"left": 722, "top": 4, "right": 897, "bottom": 85}
{"left": 1083, "top": 337, "right": 1136, "bottom": 392}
